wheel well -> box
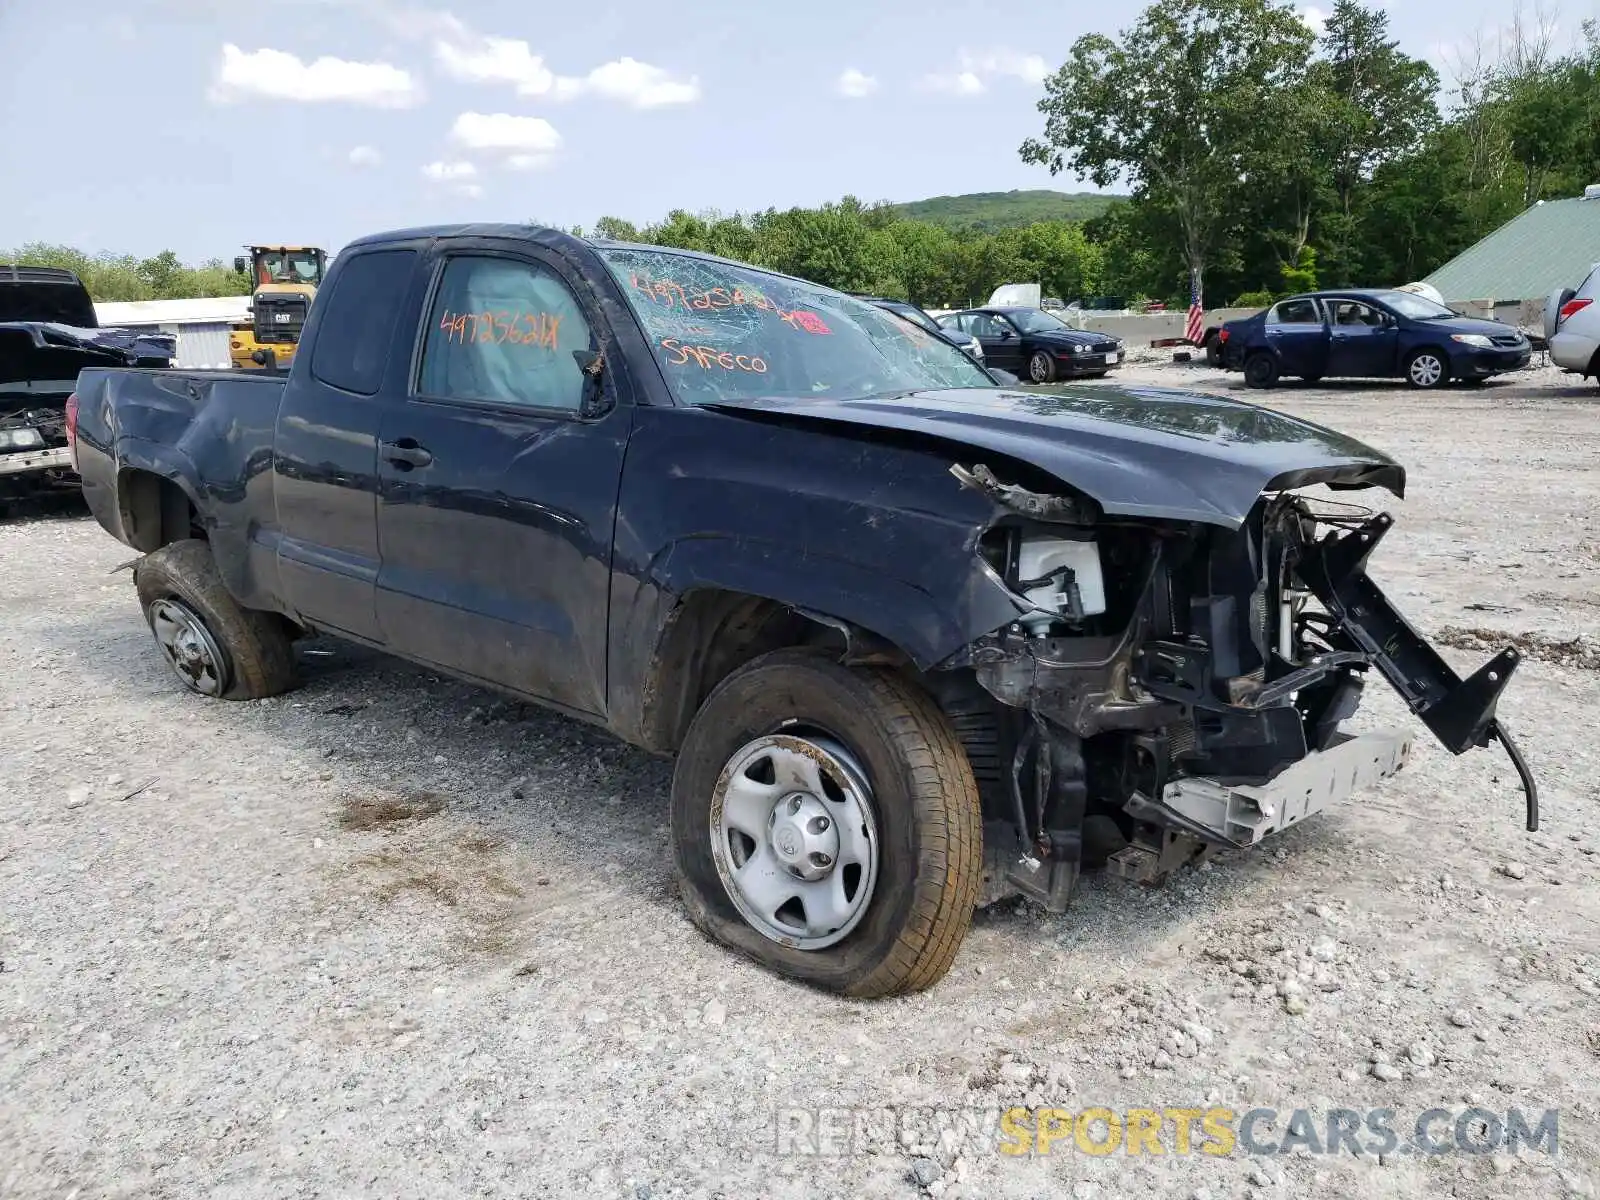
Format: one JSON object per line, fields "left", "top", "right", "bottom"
{"left": 119, "top": 470, "right": 200, "bottom": 552}
{"left": 643, "top": 589, "right": 912, "bottom": 753}
{"left": 1407, "top": 344, "right": 1448, "bottom": 362}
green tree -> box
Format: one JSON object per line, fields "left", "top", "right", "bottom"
{"left": 1021, "top": 0, "right": 1316, "bottom": 306}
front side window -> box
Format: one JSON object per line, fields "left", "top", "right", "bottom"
{"left": 599, "top": 248, "right": 992, "bottom": 405}
{"left": 1270, "top": 298, "right": 1323, "bottom": 325}
{"left": 417, "top": 255, "right": 593, "bottom": 412}
{"left": 1330, "top": 300, "right": 1382, "bottom": 327}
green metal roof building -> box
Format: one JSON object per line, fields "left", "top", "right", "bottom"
{"left": 1425, "top": 191, "right": 1600, "bottom": 303}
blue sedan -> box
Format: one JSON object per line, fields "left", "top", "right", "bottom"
{"left": 1219, "top": 289, "right": 1531, "bottom": 389}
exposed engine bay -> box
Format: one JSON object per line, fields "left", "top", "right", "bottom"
{"left": 945, "top": 463, "right": 1537, "bottom": 912}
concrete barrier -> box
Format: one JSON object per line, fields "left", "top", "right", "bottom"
{"left": 1075, "top": 307, "right": 1263, "bottom": 343}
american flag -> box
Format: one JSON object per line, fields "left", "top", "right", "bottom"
{"left": 1185, "top": 270, "right": 1205, "bottom": 346}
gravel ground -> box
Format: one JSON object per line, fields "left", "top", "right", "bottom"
{"left": 3, "top": 358, "right": 1598, "bottom": 1200}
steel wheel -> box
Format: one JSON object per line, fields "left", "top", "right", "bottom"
{"left": 1407, "top": 351, "right": 1446, "bottom": 388}
{"left": 1028, "top": 350, "right": 1055, "bottom": 383}
{"left": 147, "top": 597, "right": 231, "bottom": 696}
{"left": 709, "top": 732, "right": 879, "bottom": 950}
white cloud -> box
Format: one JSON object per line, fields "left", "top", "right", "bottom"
{"left": 421, "top": 160, "right": 477, "bottom": 181}
{"left": 433, "top": 23, "right": 555, "bottom": 95}
{"left": 553, "top": 57, "right": 700, "bottom": 108}
{"left": 348, "top": 144, "right": 382, "bottom": 167}
{"left": 421, "top": 13, "right": 698, "bottom": 108}
{"left": 922, "top": 47, "right": 1050, "bottom": 96}
{"left": 209, "top": 43, "right": 420, "bottom": 107}
{"left": 1299, "top": 5, "right": 1329, "bottom": 33}
{"left": 922, "top": 70, "right": 985, "bottom": 96}
{"left": 836, "top": 68, "right": 878, "bottom": 99}
{"left": 449, "top": 111, "right": 563, "bottom": 156}
{"left": 961, "top": 49, "right": 1049, "bottom": 85}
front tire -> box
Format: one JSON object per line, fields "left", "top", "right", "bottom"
{"left": 671, "top": 649, "right": 982, "bottom": 998}
{"left": 1028, "top": 350, "right": 1057, "bottom": 383}
{"left": 1405, "top": 349, "right": 1449, "bottom": 389}
{"left": 134, "top": 539, "right": 297, "bottom": 700}
{"left": 1244, "top": 353, "right": 1280, "bottom": 388}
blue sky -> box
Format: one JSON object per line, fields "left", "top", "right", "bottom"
{"left": 0, "top": 0, "right": 1583, "bottom": 261}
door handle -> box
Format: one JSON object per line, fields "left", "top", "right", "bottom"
{"left": 381, "top": 438, "right": 433, "bottom": 469}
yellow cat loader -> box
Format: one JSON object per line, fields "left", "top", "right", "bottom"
{"left": 229, "top": 246, "right": 327, "bottom": 370}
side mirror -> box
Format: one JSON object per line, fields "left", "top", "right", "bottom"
{"left": 988, "top": 367, "right": 1019, "bottom": 386}
{"left": 233, "top": 257, "right": 248, "bottom": 275}
{"left": 999, "top": 328, "right": 1016, "bottom": 340}
{"left": 573, "top": 348, "right": 612, "bottom": 418}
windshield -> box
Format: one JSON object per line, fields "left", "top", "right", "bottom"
{"left": 255, "top": 251, "right": 323, "bottom": 287}
{"left": 1374, "top": 290, "right": 1453, "bottom": 320}
{"left": 1008, "top": 309, "right": 1069, "bottom": 334}
{"left": 600, "top": 248, "right": 993, "bottom": 404}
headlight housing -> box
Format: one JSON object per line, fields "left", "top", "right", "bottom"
{"left": 1072, "top": 343, "right": 1088, "bottom": 355}
{"left": 0, "top": 427, "right": 45, "bottom": 450}
{"left": 1451, "top": 334, "right": 1494, "bottom": 348}
{"left": 968, "top": 337, "right": 984, "bottom": 359}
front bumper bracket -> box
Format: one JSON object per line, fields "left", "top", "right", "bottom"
{"left": 1297, "top": 512, "right": 1539, "bottom": 831}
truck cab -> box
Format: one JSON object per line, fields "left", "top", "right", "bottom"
{"left": 229, "top": 245, "right": 327, "bottom": 371}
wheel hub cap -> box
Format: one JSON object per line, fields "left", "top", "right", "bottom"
{"left": 768, "top": 792, "right": 840, "bottom": 881}
{"left": 148, "top": 598, "right": 229, "bottom": 696}
{"left": 709, "top": 733, "right": 879, "bottom": 950}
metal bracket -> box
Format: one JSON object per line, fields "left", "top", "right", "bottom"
{"left": 1296, "top": 513, "right": 1538, "bottom": 830}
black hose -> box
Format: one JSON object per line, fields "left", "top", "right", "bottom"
{"left": 1490, "top": 720, "right": 1539, "bottom": 833}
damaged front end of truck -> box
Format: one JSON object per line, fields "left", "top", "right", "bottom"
{"left": 943, "top": 459, "right": 1538, "bottom": 912}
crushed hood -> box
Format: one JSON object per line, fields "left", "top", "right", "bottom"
{"left": 704, "top": 384, "right": 1405, "bottom": 528}
{"left": 0, "top": 322, "right": 175, "bottom": 395}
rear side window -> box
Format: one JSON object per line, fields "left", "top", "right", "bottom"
{"left": 1269, "top": 298, "right": 1322, "bottom": 325}
{"left": 309, "top": 249, "right": 418, "bottom": 395}
{"left": 417, "top": 255, "right": 593, "bottom": 412}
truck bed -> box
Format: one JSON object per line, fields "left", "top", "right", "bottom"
{"left": 73, "top": 366, "right": 289, "bottom": 546}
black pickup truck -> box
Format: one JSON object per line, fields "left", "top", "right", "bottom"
{"left": 1, "top": 265, "right": 174, "bottom": 500}
{"left": 71, "top": 225, "right": 1536, "bottom": 997}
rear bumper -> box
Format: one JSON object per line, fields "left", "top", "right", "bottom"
{"left": 0, "top": 445, "right": 72, "bottom": 478}
{"left": 1550, "top": 328, "right": 1600, "bottom": 373}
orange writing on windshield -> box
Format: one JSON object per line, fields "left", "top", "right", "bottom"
{"left": 439, "top": 309, "right": 562, "bottom": 348}
{"left": 661, "top": 338, "right": 767, "bottom": 373}
{"left": 630, "top": 274, "right": 831, "bottom": 335}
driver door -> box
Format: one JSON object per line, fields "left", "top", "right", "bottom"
{"left": 971, "top": 313, "right": 1025, "bottom": 371}
{"left": 1325, "top": 299, "right": 1400, "bottom": 379}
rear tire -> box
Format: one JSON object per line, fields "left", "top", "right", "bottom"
{"left": 134, "top": 539, "right": 297, "bottom": 700}
{"left": 1204, "top": 335, "right": 1223, "bottom": 367}
{"left": 1244, "top": 353, "right": 1280, "bottom": 388}
{"left": 1028, "top": 350, "right": 1057, "bottom": 383}
{"left": 1405, "top": 349, "right": 1449, "bottom": 390}
{"left": 671, "top": 649, "right": 982, "bottom": 998}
